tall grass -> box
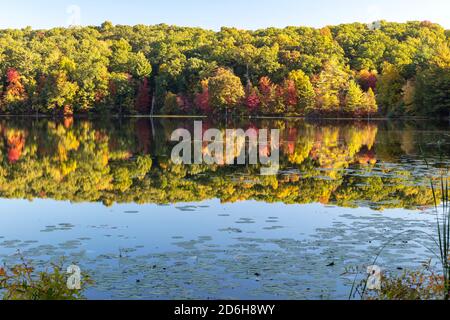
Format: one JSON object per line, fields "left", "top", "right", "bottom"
{"left": 430, "top": 171, "right": 450, "bottom": 300}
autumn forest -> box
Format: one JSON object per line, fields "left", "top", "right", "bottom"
{"left": 0, "top": 21, "right": 449, "bottom": 118}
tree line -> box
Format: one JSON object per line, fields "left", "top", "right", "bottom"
{"left": 0, "top": 21, "right": 449, "bottom": 117}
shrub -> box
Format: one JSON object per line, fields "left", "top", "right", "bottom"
{"left": 0, "top": 259, "right": 92, "bottom": 300}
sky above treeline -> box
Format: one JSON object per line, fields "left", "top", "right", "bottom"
{"left": 0, "top": 0, "right": 449, "bottom": 30}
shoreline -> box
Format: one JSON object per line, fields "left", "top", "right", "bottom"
{"left": 0, "top": 114, "right": 448, "bottom": 122}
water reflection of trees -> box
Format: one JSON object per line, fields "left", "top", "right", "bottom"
{"left": 0, "top": 118, "right": 446, "bottom": 209}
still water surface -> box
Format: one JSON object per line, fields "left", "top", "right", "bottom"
{"left": 0, "top": 117, "right": 448, "bottom": 299}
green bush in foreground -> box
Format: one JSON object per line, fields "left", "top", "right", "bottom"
{"left": 0, "top": 259, "right": 92, "bottom": 300}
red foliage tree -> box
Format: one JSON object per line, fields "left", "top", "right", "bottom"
{"left": 357, "top": 70, "right": 378, "bottom": 92}
{"left": 245, "top": 85, "right": 260, "bottom": 113}
{"left": 259, "top": 77, "right": 274, "bottom": 98}
{"left": 7, "top": 69, "right": 20, "bottom": 84}
{"left": 5, "top": 68, "right": 26, "bottom": 102}
{"left": 285, "top": 128, "right": 298, "bottom": 155}
{"left": 135, "top": 119, "right": 151, "bottom": 154}
{"left": 284, "top": 79, "right": 298, "bottom": 107}
{"left": 194, "top": 81, "right": 211, "bottom": 113}
{"left": 6, "top": 130, "right": 26, "bottom": 164}
{"left": 258, "top": 76, "right": 276, "bottom": 111}
{"left": 63, "top": 117, "right": 74, "bottom": 129}
{"left": 135, "top": 78, "right": 151, "bottom": 113}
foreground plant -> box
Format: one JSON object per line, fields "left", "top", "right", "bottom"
{"left": 370, "top": 264, "right": 445, "bottom": 300}
{"left": 429, "top": 170, "right": 450, "bottom": 300}
{"left": 0, "top": 258, "right": 92, "bottom": 300}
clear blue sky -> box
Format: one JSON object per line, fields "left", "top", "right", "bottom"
{"left": 0, "top": 0, "right": 449, "bottom": 30}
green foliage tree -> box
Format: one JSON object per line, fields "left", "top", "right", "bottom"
{"left": 314, "top": 58, "right": 350, "bottom": 113}
{"left": 162, "top": 92, "right": 180, "bottom": 114}
{"left": 376, "top": 62, "right": 405, "bottom": 115}
{"left": 40, "top": 71, "right": 79, "bottom": 114}
{"left": 287, "top": 70, "right": 315, "bottom": 114}
{"left": 414, "top": 45, "right": 450, "bottom": 117}
{"left": 206, "top": 68, "right": 245, "bottom": 113}
{"left": 363, "top": 88, "right": 378, "bottom": 115}
{"left": 345, "top": 80, "right": 364, "bottom": 114}
{"left": 109, "top": 72, "right": 135, "bottom": 114}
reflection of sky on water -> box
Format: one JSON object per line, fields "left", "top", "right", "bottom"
{"left": 0, "top": 199, "right": 337, "bottom": 253}
{"left": 0, "top": 199, "right": 437, "bottom": 299}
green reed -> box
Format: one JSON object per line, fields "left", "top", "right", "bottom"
{"left": 430, "top": 170, "right": 450, "bottom": 300}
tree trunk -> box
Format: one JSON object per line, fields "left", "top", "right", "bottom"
{"left": 150, "top": 93, "right": 156, "bottom": 116}
{"left": 151, "top": 118, "right": 156, "bottom": 140}
{"left": 246, "top": 64, "right": 250, "bottom": 84}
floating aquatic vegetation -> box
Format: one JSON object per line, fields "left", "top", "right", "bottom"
{"left": 219, "top": 228, "right": 243, "bottom": 234}
{"left": 0, "top": 240, "right": 22, "bottom": 248}
{"left": 263, "top": 226, "right": 285, "bottom": 231}
{"left": 175, "top": 206, "right": 198, "bottom": 212}
{"left": 40, "top": 223, "right": 75, "bottom": 233}
{"left": 235, "top": 218, "right": 255, "bottom": 224}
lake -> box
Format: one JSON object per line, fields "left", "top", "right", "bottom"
{"left": 0, "top": 117, "right": 449, "bottom": 300}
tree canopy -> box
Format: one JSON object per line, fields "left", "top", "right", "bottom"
{"left": 0, "top": 21, "right": 448, "bottom": 117}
